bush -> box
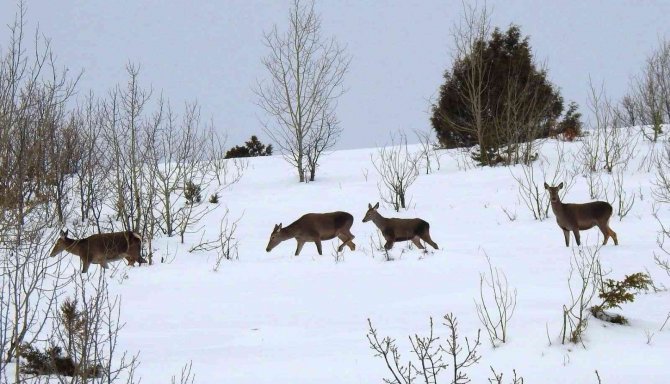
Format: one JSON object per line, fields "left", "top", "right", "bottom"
{"left": 19, "top": 344, "right": 78, "bottom": 377}
{"left": 224, "top": 135, "right": 273, "bottom": 159}
{"left": 555, "top": 101, "right": 583, "bottom": 141}
{"left": 209, "top": 192, "right": 219, "bottom": 204}
{"left": 430, "top": 25, "right": 565, "bottom": 166}
{"left": 184, "top": 181, "right": 202, "bottom": 205}
{"left": 590, "top": 272, "right": 652, "bottom": 324}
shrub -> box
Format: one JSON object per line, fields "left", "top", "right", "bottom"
{"left": 224, "top": 135, "right": 273, "bottom": 159}
{"left": 184, "top": 181, "right": 202, "bottom": 205}
{"left": 555, "top": 101, "right": 583, "bottom": 141}
{"left": 590, "top": 272, "right": 652, "bottom": 324}
{"left": 430, "top": 24, "right": 565, "bottom": 166}
{"left": 209, "top": 192, "right": 219, "bottom": 204}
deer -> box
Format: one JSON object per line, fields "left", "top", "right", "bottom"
{"left": 544, "top": 182, "right": 619, "bottom": 247}
{"left": 362, "top": 202, "right": 439, "bottom": 251}
{"left": 266, "top": 211, "right": 356, "bottom": 256}
{"left": 50, "top": 229, "right": 147, "bottom": 273}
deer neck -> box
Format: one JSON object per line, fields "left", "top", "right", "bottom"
{"left": 64, "top": 238, "right": 86, "bottom": 257}
{"left": 369, "top": 211, "right": 387, "bottom": 230}
{"left": 279, "top": 224, "right": 299, "bottom": 239}
{"left": 550, "top": 197, "right": 565, "bottom": 217}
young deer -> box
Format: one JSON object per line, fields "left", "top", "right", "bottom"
{"left": 362, "top": 202, "right": 439, "bottom": 250}
{"left": 266, "top": 211, "right": 356, "bottom": 256}
{"left": 544, "top": 182, "right": 619, "bottom": 247}
{"left": 50, "top": 230, "right": 147, "bottom": 273}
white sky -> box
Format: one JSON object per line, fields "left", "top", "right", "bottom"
{"left": 1, "top": 0, "right": 668, "bottom": 150}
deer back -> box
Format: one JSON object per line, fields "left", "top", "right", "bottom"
{"left": 382, "top": 218, "right": 430, "bottom": 241}
{"left": 561, "top": 201, "right": 613, "bottom": 229}
{"left": 292, "top": 211, "right": 354, "bottom": 239}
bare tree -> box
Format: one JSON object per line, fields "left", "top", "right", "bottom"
{"left": 443, "top": 2, "right": 492, "bottom": 163}
{"left": 366, "top": 314, "right": 480, "bottom": 384}
{"left": 475, "top": 252, "right": 517, "bottom": 347}
{"left": 560, "top": 247, "right": 601, "bottom": 345}
{"left": 372, "top": 131, "right": 421, "bottom": 211}
{"left": 581, "top": 80, "right": 637, "bottom": 174}
{"left": 0, "top": 4, "right": 75, "bottom": 378}
{"left": 101, "top": 64, "right": 152, "bottom": 234}
{"left": 619, "top": 38, "right": 670, "bottom": 140}
{"left": 256, "top": 0, "right": 350, "bottom": 182}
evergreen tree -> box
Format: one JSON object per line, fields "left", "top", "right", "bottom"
{"left": 431, "top": 25, "right": 566, "bottom": 165}
{"left": 224, "top": 135, "right": 273, "bottom": 159}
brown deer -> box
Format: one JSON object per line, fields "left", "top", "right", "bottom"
{"left": 544, "top": 182, "right": 619, "bottom": 247}
{"left": 50, "top": 230, "right": 147, "bottom": 273}
{"left": 362, "top": 202, "right": 439, "bottom": 250}
{"left": 266, "top": 211, "right": 356, "bottom": 256}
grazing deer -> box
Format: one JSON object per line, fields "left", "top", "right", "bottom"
{"left": 544, "top": 182, "right": 619, "bottom": 247}
{"left": 266, "top": 211, "right": 356, "bottom": 256}
{"left": 50, "top": 230, "right": 147, "bottom": 273}
{"left": 362, "top": 202, "right": 439, "bottom": 251}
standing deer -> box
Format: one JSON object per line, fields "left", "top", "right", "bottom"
{"left": 544, "top": 182, "right": 619, "bottom": 247}
{"left": 266, "top": 211, "right": 356, "bottom": 256}
{"left": 362, "top": 202, "right": 439, "bottom": 250}
{"left": 50, "top": 230, "right": 147, "bottom": 273}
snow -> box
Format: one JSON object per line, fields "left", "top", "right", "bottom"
{"left": 21, "top": 132, "right": 670, "bottom": 382}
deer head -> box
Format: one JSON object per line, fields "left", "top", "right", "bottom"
{"left": 544, "top": 182, "right": 564, "bottom": 203}
{"left": 50, "top": 229, "right": 71, "bottom": 257}
{"left": 362, "top": 202, "right": 380, "bottom": 222}
{"left": 265, "top": 223, "right": 283, "bottom": 252}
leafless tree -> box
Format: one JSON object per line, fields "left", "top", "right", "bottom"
{"left": 171, "top": 361, "right": 195, "bottom": 384}
{"left": 581, "top": 80, "right": 637, "bottom": 174}
{"left": 101, "top": 63, "right": 154, "bottom": 236}
{"left": 475, "top": 252, "right": 517, "bottom": 347}
{"left": 366, "top": 314, "right": 481, "bottom": 384}
{"left": 189, "top": 208, "right": 243, "bottom": 270}
{"left": 206, "top": 129, "right": 247, "bottom": 188}
{"left": 72, "top": 93, "right": 110, "bottom": 233}
{"left": 0, "top": 3, "right": 75, "bottom": 379}
{"left": 414, "top": 129, "right": 444, "bottom": 174}
{"left": 603, "top": 169, "right": 636, "bottom": 221}
{"left": 442, "top": 2, "right": 492, "bottom": 163}
{"left": 44, "top": 271, "right": 140, "bottom": 384}
{"left": 560, "top": 246, "right": 602, "bottom": 345}
{"left": 619, "top": 38, "right": 670, "bottom": 141}
{"left": 256, "top": 0, "right": 350, "bottom": 182}
{"left": 372, "top": 131, "right": 421, "bottom": 211}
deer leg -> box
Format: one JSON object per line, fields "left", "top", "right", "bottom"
{"left": 343, "top": 230, "right": 356, "bottom": 250}
{"left": 295, "top": 240, "right": 305, "bottom": 256}
{"left": 337, "top": 234, "right": 355, "bottom": 252}
{"left": 384, "top": 240, "right": 394, "bottom": 250}
{"left": 411, "top": 236, "right": 425, "bottom": 249}
{"left": 609, "top": 227, "right": 619, "bottom": 245}
{"left": 597, "top": 223, "right": 610, "bottom": 245}
{"left": 99, "top": 259, "right": 109, "bottom": 269}
{"left": 420, "top": 232, "right": 439, "bottom": 250}
{"left": 562, "top": 229, "right": 570, "bottom": 247}
{"left": 314, "top": 240, "right": 323, "bottom": 255}
{"left": 82, "top": 258, "right": 91, "bottom": 274}
{"left": 573, "top": 230, "right": 581, "bottom": 246}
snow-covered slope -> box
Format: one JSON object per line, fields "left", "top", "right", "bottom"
{"left": 70, "top": 133, "right": 670, "bottom": 383}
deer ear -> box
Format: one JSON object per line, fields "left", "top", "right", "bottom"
{"left": 558, "top": 182, "right": 564, "bottom": 189}
{"left": 278, "top": 223, "right": 282, "bottom": 230}
{"left": 543, "top": 182, "right": 549, "bottom": 190}
{"left": 368, "top": 203, "right": 372, "bottom": 209}
{"left": 60, "top": 229, "right": 68, "bottom": 238}
{"left": 374, "top": 202, "right": 380, "bottom": 209}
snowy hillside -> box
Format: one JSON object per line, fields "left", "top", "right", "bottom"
{"left": 67, "top": 129, "right": 668, "bottom": 384}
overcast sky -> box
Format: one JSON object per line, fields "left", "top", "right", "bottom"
{"left": 1, "top": 0, "right": 668, "bottom": 150}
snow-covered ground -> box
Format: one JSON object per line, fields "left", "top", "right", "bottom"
{"left": 50, "top": 132, "right": 670, "bottom": 383}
